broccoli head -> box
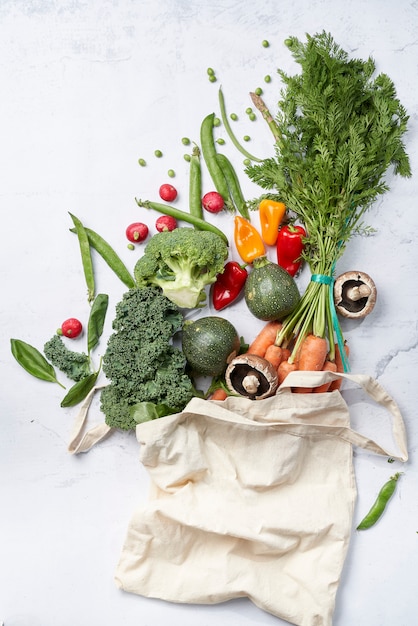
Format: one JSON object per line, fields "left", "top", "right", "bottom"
{"left": 133, "top": 227, "right": 228, "bottom": 309}
{"left": 43, "top": 334, "right": 91, "bottom": 382}
{"left": 100, "top": 286, "right": 195, "bottom": 430}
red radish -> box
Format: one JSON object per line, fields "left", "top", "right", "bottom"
{"left": 202, "top": 191, "right": 225, "bottom": 213}
{"left": 156, "top": 215, "right": 177, "bottom": 232}
{"left": 159, "top": 184, "right": 178, "bottom": 202}
{"left": 60, "top": 318, "right": 83, "bottom": 339}
{"left": 126, "top": 222, "right": 149, "bottom": 243}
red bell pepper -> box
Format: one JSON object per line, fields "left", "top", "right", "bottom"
{"left": 276, "top": 224, "right": 306, "bottom": 276}
{"left": 212, "top": 261, "right": 248, "bottom": 311}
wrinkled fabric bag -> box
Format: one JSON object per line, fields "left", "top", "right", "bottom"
{"left": 115, "top": 371, "right": 408, "bottom": 626}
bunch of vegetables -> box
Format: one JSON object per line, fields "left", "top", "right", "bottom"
{"left": 245, "top": 32, "right": 411, "bottom": 372}
{"left": 10, "top": 31, "right": 411, "bottom": 429}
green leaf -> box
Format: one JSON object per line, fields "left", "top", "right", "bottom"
{"left": 130, "top": 402, "right": 176, "bottom": 424}
{"left": 60, "top": 371, "right": 99, "bottom": 407}
{"left": 10, "top": 338, "right": 64, "bottom": 387}
{"left": 87, "top": 293, "right": 109, "bottom": 353}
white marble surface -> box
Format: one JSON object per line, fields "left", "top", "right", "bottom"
{"left": 1, "top": 1, "right": 418, "bottom": 624}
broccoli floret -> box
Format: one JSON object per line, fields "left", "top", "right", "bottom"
{"left": 100, "top": 286, "right": 195, "bottom": 430}
{"left": 133, "top": 227, "right": 228, "bottom": 309}
{"left": 43, "top": 334, "right": 91, "bottom": 382}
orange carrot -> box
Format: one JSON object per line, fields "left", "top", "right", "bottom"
{"left": 292, "top": 334, "right": 328, "bottom": 393}
{"left": 247, "top": 321, "right": 282, "bottom": 357}
{"left": 210, "top": 388, "right": 228, "bottom": 401}
{"left": 297, "top": 334, "right": 328, "bottom": 372}
{"left": 281, "top": 347, "right": 291, "bottom": 362}
{"left": 329, "top": 343, "right": 350, "bottom": 391}
{"left": 264, "top": 344, "right": 283, "bottom": 369}
{"left": 313, "top": 360, "right": 338, "bottom": 393}
{"left": 277, "top": 360, "right": 297, "bottom": 385}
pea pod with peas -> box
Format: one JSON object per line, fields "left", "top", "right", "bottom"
{"left": 357, "top": 472, "right": 403, "bottom": 531}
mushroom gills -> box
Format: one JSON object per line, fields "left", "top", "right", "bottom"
{"left": 334, "top": 271, "right": 377, "bottom": 319}
{"left": 225, "top": 354, "right": 279, "bottom": 400}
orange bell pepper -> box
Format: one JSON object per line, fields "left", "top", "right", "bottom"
{"left": 259, "top": 199, "right": 286, "bottom": 246}
{"left": 234, "top": 215, "right": 265, "bottom": 264}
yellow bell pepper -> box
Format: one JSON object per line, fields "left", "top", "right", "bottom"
{"left": 259, "top": 199, "right": 286, "bottom": 246}
{"left": 234, "top": 216, "right": 265, "bottom": 264}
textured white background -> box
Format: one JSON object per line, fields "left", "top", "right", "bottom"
{"left": 1, "top": 1, "right": 418, "bottom": 624}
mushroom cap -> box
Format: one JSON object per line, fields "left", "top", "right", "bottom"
{"left": 334, "top": 271, "right": 377, "bottom": 319}
{"left": 225, "top": 354, "right": 279, "bottom": 400}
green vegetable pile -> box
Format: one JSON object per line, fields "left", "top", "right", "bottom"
{"left": 100, "top": 286, "right": 195, "bottom": 430}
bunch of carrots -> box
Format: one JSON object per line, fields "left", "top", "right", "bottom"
{"left": 210, "top": 321, "right": 349, "bottom": 400}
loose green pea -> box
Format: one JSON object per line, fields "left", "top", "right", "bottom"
{"left": 209, "top": 75, "right": 217, "bottom": 83}
{"left": 213, "top": 117, "right": 221, "bottom": 127}
{"left": 230, "top": 113, "right": 238, "bottom": 121}
{"left": 184, "top": 153, "right": 191, "bottom": 162}
{"left": 207, "top": 67, "right": 215, "bottom": 75}
{"left": 246, "top": 107, "right": 253, "bottom": 115}
{"left": 254, "top": 87, "right": 263, "bottom": 96}
{"left": 262, "top": 39, "right": 270, "bottom": 48}
{"left": 138, "top": 158, "right": 146, "bottom": 167}
{"left": 154, "top": 149, "right": 163, "bottom": 158}
{"left": 216, "top": 138, "right": 225, "bottom": 145}
{"left": 127, "top": 243, "right": 135, "bottom": 250}
{"left": 182, "top": 137, "right": 191, "bottom": 145}
{"left": 264, "top": 75, "right": 271, "bottom": 83}
{"left": 243, "top": 158, "right": 251, "bottom": 166}
{"left": 249, "top": 112, "right": 257, "bottom": 121}
{"left": 167, "top": 169, "right": 175, "bottom": 178}
{"left": 243, "top": 135, "right": 250, "bottom": 142}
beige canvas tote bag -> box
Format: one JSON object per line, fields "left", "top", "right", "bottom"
{"left": 115, "top": 370, "right": 408, "bottom": 626}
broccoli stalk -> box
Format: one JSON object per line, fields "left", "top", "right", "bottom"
{"left": 133, "top": 227, "right": 229, "bottom": 309}
{"left": 100, "top": 286, "right": 195, "bottom": 430}
{"left": 43, "top": 335, "right": 91, "bottom": 382}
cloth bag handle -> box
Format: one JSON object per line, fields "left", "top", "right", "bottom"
{"left": 67, "top": 386, "right": 113, "bottom": 454}
{"left": 187, "top": 371, "right": 408, "bottom": 463}
{"left": 68, "top": 373, "right": 408, "bottom": 462}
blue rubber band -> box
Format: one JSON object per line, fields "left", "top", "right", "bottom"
{"left": 310, "top": 273, "right": 350, "bottom": 373}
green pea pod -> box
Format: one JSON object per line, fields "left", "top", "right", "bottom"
{"left": 69, "top": 213, "right": 95, "bottom": 303}
{"left": 200, "top": 113, "right": 232, "bottom": 206}
{"left": 10, "top": 338, "right": 65, "bottom": 388}
{"left": 189, "top": 145, "right": 203, "bottom": 220}
{"left": 218, "top": 87, "right": 262, "bottom": 163}
{"left": 70, "top": 226, "right": 136, "bottom": 289}
{"left": 357, "top": 472, "right": 403, "bottom": 530}
{"left": 216, "top": 153, "right": 250, "bottom": 220}
{"left": 60, "top": 371, "right": 99, "bottom": 407}
{"left": 135, "top": 199, "right": 229, "bottom": 244}
{"left": 87, "top": 293, "right": 109, "bottom": 353}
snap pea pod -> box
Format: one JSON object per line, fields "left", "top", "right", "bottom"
{"left": 10, "top": 338, "right": 65, "bottom": 388}
{"left": 70, "top": 225, "right": 136, "bottom": 289}
{"left": 69, "top": 213, "right": 95, "bottom": 303}
{"left": 199, "top": 113, "right": 233, "bottom": 208}
{"left": 189, "top": 145, "right": 203, "bottom": 220}
{"left": 135, "top": 198, "right": 229, "bottom": 245}
{"left": 216, "top": 152, "right": 250, "bottom": 220}
{"left": 357, "top": 472, "right": 403, "bottom": 530}
{"left": 218, "top": 87, "right": 263, "bottom": 163}
{"left": 60, "top": 370, "right": 99, "bottom": 407}
{"left": 87, "top": 293, "right": 109, "bottom": 354}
